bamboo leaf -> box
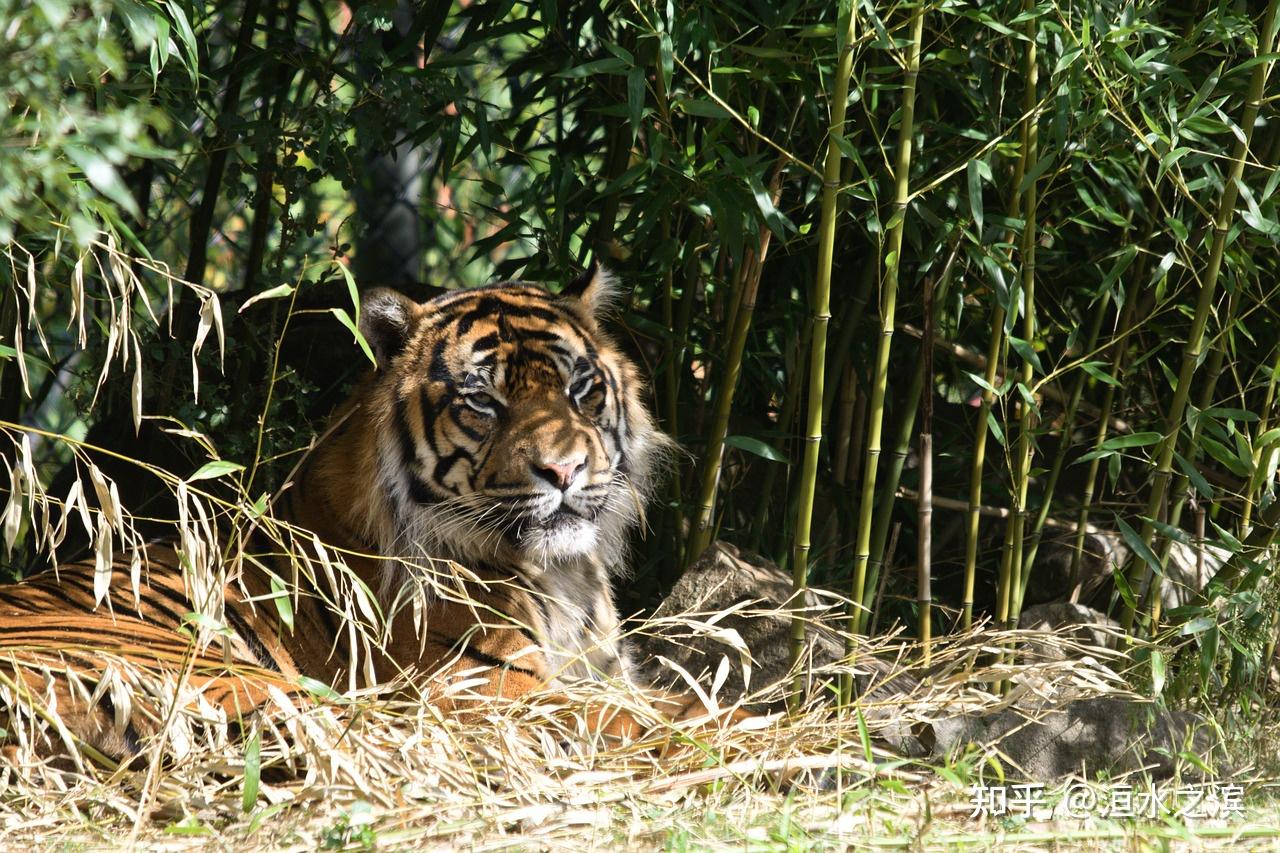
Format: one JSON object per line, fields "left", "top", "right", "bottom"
{"left": 331, "top": 308, "right": 377, "bottom": 367}
{"left": 724, "top": 435, "right": 790, "bottom": 464}
{"left": 965, "top": 371, "right": 1004, "bottom": 397}
{"left": 627, "top": 66, "right": 645, "bottom": 141}
{"left": 1100, "top": 431, "right": 1163, "bottom": 450}
{"left": 675, "top": 98, "right": 732, "bottom": 119}
{"left": 556, "top": 57, "right": 628, "bottom": 78}
{"left": 188, "top": 460, "right": 245, "bottom": 482}
{"left": 242, "top": 726, "right": 261, "bottom": 812}
{"left": 1199, "top": 435, "right": 1252, "bottom": 477}
{"left": 1115, "top": 515, "right": 1163, "bottom": 577}
{"left": 1080, "top": 360, "right": 1121, "bottom": 387}
{"left": 1174, "top": 451, "right": 1214, "bottom": 499}
{"left": 967, "top": 159, "right": 984, "bottom": 235}
{"left": 747, "top": 174, "right": 793, "bottom": 237}
{"left": 238, "top": 283, "right": 295, "bottom": 313}
{"left": 1007, "top": 335, "right": 1042, "bottom": 374}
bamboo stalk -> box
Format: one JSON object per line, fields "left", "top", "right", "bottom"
{"left": 789, "top": 4, "right": 858, "bottom": 704}
{"left": 1241, "top": 346, "right": 1280, "bottom": 537}
{"left": 860, "top": 242, "right": 960, "bottom": 620}
{"left": 846, "top": 3, "right": 925, "bottom": 669}
{"left": 999, "top": 0, "right": 1042, "bottom": 670}
{"left": 961, "top": 5, "right": 1038, "bottom": 632}
{"left": 686, "top": 167, "right": 786, "bottom": 566}
{"left": 1145, "top": 286, "right": 1239, "bottom": 631}
{"left": 918, "top": 273, "right": 935, "bottom": 665}
{"left": 961, "top": 323, "right": 1008, "bottom": 631}
{"left": 1122, "top": 0, "right": 1279, "bottom": 632}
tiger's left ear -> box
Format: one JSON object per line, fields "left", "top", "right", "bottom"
{"left": 561, "top": 263, "right": 619, "bottom": 318}
{"left": 360, "top": 287, "right": 419, "bottom": 368}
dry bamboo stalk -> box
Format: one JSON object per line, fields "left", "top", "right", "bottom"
{"left": 861, "top": 244, "right": 960, "bottom": 620}
{"left": 918, "top": 274, "right": 935, "bottom": 665}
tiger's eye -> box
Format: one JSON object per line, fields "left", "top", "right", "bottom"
{"left": 463, "top": 392, "right": 499, "bottom": 415}
{"left": 569, "top": 374, "right": 594, "bottom": 401}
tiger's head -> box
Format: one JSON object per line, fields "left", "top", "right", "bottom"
{"left": 350, "top": 268, "right": 667, "bottom": 574}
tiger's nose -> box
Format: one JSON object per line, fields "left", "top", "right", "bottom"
{"left": 532, "top": 456, "right": 587, "bottom": 491}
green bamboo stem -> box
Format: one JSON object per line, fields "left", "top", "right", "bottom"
{"left": 789, "top": 4, "right": 858, "bottom": 704}
{"left": 962, "top": 2, "right": 1037, "bottom": 632}
{"left": 859, "top": 243, "right": 960, "bottom": 619}
{"left": 1241, "top": 346, "right": 1280, "bottom": 538}
{"left": 1145, "top": 286, "right": 1239, "bottom": 631}
{"left": 1122, "top": 0, "right": 1279, "bottom": 632}
{"left": 846, "top": 4, "right": 925, "bottom": 666}
{"left": 1017, "top": 288, "right": 1111, "bottom": 603}
{"left": 962, "top": 48, "right": 1039, "bottom": 630}
{"left": 962, "top": 313, "right": 1007, "bottom": 632}
{"left": 999, "top": 2, "right": 1041, "bottom": 669}
{"left": 686, "top": 169, "right": 785, "bottom": 567}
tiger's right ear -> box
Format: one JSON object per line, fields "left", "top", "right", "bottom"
{"left": 359, "top": 288, "right": 418, "bottom": 367}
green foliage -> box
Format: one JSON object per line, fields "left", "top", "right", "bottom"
{"left": 2, "top": 0, "right": 1279, "bottom": 712}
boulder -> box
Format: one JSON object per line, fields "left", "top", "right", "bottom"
{"left": 1018, "top": 602, "right": 1121, "bottom": 657}
{"left": 633, "top": 541, "right": 844, "bottom": 707}
{"left": 1023, "top": 530, "right": 1228, "bottom": 613}
{"left": 633, "top": 541, "right": 923, "bottom": 754}
{"left": 928, "top": 697, "right": 1221, "bottom": 781}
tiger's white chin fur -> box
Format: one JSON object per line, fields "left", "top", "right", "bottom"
{"left": 520, "top": 515, "right": 599, "bottom": 560}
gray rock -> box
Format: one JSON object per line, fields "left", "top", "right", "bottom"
{"left": 928, "top": 697, "right": 1221, "bottom": 781}
{"left": 1024, "top": 530, "right": 1228, "bottom": 613}
{"left": 1022, "top": 532, "right": 1124, "bottom": 605}
{"left": 1018, "top": 602, "right": 1121, "bottom": 656}
{"left": 633, "top": 541, "right": 924, "bottom": 754}
{"left": 633, "top": 541, "right": 844, "bottom": 707}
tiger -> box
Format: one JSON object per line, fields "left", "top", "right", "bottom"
{"left": 0, "top": 266, "right": 730, "bottom": 766}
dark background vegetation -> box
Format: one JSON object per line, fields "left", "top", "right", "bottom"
{"left": 2, "top": 0, "right": 1279, "bottom": 716}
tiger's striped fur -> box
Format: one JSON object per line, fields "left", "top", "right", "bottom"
{"left": 1, "top": 268, "right": 708, "bottom": 764}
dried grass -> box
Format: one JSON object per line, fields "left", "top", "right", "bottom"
{"left": 1, "top": 593, "right": 1184, "bottom": 850}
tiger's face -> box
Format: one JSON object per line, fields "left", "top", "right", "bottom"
{"left": 357, "top": 269, "right": 664, "bottom": 570}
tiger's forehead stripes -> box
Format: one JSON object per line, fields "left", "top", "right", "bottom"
{"left": 413, "top": 292, "right": 600, "bottom": 393}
